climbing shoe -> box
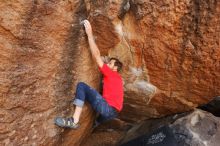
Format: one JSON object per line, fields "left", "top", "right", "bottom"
{"left": 54, "top": 117, "right": 79, "bottom": 129}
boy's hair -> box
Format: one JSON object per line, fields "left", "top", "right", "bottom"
{"left": 110, "top": 57, "right": 123, "bottom": 72}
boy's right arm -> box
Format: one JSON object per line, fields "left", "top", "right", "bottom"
{"left": 83, "top": 20, "right": 104, "bottom": 68}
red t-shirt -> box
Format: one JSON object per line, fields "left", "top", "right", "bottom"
{"left": 99, "top": 64, "right": 124, "bottom": 111}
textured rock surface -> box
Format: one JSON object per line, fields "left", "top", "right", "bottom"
{"left": 120, "top": 109, "right": 220, "bottom": 146}
{"left": 116, "top": 0, "right": 220, "bottom": 122}
{"left": 0, "top": 0, "right": 220, "bottom": 145}
{"left": 81, "top": 119, "right": 131, "bottom": 146}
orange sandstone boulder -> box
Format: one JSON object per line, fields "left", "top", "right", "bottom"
{"left": 0, "top": 0, "right": 219, "bottom": 145}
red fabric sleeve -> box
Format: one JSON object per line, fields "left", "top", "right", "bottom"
{"left": 99, "top": 64, "right": 112, "bottom": 77}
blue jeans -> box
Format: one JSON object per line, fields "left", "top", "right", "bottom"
{"left": 73, "top": 82, "right": 118, "bottom": 124}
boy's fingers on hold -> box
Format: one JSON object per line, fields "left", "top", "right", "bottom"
{"left": 85, "top": 21, "right": 90, "bottom": 26}
{"left": 84, "top": 20, "right": 89, "bottom": 23}
{"left": 84, "top": 21, "right": 88, "bottom": 25}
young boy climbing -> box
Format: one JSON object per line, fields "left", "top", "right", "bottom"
{"left": 54, "top": 20, "right": 124, "bottom": 129}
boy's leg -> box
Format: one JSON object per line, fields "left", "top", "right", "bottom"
{"left": 72, "top": 106, "right": 82, "bottom": 124}
{"left": 73, "top": 82, "right": 118, "bottom": 125}
{"left": 54, "top": 82, "right": 118, "bottom": 129}
{"left": 94, "top": 99, "right": 118, "bottom": 125}
{"left": 72, "top": 82, "right": 101, "bottom": 123}
{"left": 54, "top": 82, "right": 97, "bottom": 129}
{"left": 71, "top": 82, "right": 89, "bottom": 124}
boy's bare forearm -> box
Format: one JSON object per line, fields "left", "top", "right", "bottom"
{"left": 83, "top": 20, "right": 104, "bottom": 67}
{"left": 87, "top": 34, "right": 100, "bottom": 58}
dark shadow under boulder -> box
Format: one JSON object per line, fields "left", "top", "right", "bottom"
{"left": 199, "top": 96, "right": 220, "bottom": 117}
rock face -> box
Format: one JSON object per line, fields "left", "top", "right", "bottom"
{"left": 0, "top": 0, "right": 219, "bottom": 145}
{"left": 116, "top": 0, "right": 220, "bottom": 122}
{"left": 120, "top": 109, "right": 220, "bottom": 146}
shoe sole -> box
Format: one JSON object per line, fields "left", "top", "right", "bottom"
{"left": 54, "top": 117, "right": 80, "bottom": 129}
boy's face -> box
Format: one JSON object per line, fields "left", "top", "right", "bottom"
{"left": 107, "top": 59, "right": 117, "bottom": 71}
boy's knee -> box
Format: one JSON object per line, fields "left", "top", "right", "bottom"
{"left": 77, "top": 82, "right": 86, "bottom": 88}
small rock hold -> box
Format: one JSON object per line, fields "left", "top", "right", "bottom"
{"left": 32, "top": 135, "right": 37, "bottom": 139}
{"left": 9, "top": 130, "right": 16, "bottom": 136}
{"left": 123, "top": 1, "right": 130, "bottom": 11}
{"left": 107, "top": 129, "right": 114, "bottom": 132}
{"left": 4, "top": 139, "right": 10, "bottom": 145}
{"left": 31, "top": 124, "right": 35, "bottom": 128}
{"left": 24, "top": 136, "right": 29, "bottom": 141}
